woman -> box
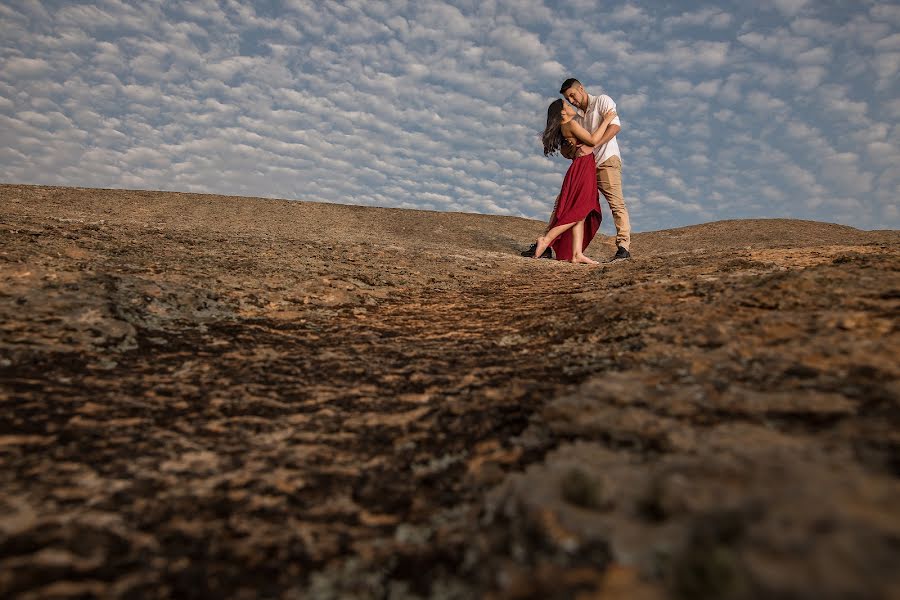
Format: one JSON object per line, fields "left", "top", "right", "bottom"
{"left": 534, "top": 99, "right": 617, "bottom": 264}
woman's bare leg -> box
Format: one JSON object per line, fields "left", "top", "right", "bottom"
{"left": 571, "top": 219, "right": 599, "bottom": 265}
{"left": 571, "top": 220, "right": 584, "bottom": 257}
{"left": 534, "top": 220, "right": 577, "bottom": 258}
{"left": 544, "top": 193, "right": 560, "bottom": 234}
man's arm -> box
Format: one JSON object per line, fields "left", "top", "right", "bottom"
{"left": 591, "top": 95, "right": 621, "bottom": 145}
{"left": 568, "top": 114, "right": 618, "bottom": 146}
{"left": 592, "top": 123, "right": 620, "bottom": 146}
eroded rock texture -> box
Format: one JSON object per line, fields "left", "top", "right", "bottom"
{"left": 2, "top": 184, "right": 898, "bottom": 599}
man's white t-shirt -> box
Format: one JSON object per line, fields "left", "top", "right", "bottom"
{"left": 577, "top": 93, "right": 621, "bottom": 167}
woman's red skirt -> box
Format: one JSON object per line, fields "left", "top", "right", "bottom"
{"left": 550, "top": 153, "right": 602, "bottom": 261}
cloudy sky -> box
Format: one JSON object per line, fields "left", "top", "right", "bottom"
{"left": 2, "top": 0, "right": 898, "bottom": 233}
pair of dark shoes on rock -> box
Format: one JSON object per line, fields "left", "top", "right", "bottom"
{"left": 521, "top": 243, "right": 553, "bottom": 259}
{"left": 521, "top": 244, "right": 631, "bottom": 261}
{"left": 611, "top": 246, "right": 631, "bottom": 261}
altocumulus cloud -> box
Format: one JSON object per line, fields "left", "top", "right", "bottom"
{"left": 1, "top": 0, "right": 898, "bottom": 231}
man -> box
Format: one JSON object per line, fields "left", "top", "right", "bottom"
{"left": 560, "top": 78, "right": 631, "bottom": 261}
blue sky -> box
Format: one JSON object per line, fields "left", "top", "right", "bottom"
{"left": 1, "top": 0, "right": 898, "bottom": 233}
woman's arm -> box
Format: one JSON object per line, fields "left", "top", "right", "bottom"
{"left": 566, "top": 110, "right": 617, "bottom": 146}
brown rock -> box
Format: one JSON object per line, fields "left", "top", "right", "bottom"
{"left": 2, "top": 184, "right": 898, "bottom": 598}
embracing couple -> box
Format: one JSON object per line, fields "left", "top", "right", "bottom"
{"left": 528, "top": 78, "right": 631, "bottom": 264}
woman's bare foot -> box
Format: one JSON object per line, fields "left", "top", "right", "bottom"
{"left": 571, "top": 253, "right": 599, "bottom": 265}
{"left": 533, "top": 236, "right": 551, "bottom": 258}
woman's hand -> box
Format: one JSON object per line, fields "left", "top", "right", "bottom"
{"left": 602, "top": 109, "right": 617, "bottom": 121}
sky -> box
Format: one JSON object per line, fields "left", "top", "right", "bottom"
{"left": 1, "top": 0, "right": 898, "bottom": 234}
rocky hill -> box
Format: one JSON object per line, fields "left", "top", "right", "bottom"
{"left": 2, "top": 183, "right": 898, "bottom": 599}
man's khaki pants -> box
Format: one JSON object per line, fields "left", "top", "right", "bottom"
{"left": 546, "top": 155, "right": 631, "bottom": 251}
{"left": 597, "top": 155, "right": 630, "bottom": 251}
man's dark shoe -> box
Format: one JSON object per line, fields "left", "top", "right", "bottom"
{"left": 522, "top": 243, "right": 553, "bottom": 259}
{"left": 611, "top": 246, "right": 631, "bottom": 261}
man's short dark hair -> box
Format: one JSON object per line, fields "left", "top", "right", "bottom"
{"left": 559, "top": 78, "right": 581, "bottom": 94}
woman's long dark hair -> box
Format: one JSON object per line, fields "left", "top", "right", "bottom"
{"left": 542, "top": 98, "right": 568, "bottom": 156}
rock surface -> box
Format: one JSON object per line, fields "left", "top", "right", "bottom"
{"left": 1, "top": 184, "right": 898, "bottom": 599}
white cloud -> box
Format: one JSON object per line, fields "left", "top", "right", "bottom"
{"left": 885, "top": 98, "right": 900, "bottom": 120}
{"left": 2, "top": 57, "right": 53, "bottom": 78}
{"left": 419, "top": 1, "right": 473, "bottom": 36}
{"left": 537, "top": 60, "right": 565, "bottom": 79}
{"left": 873, "top": 51, "right": 900, "bottom": 87}
{"left": 608, "top": 4, "right": 654, "bottom": 26}
{"left": 842, "top": 15, "right": 891, "bottom": 47}
{"left": 871, "top": 4, "right": 900, "bottom": 25}
{"left": 619, "top": 92, "right": 648, "bottom": 112}
{"left": 20, "top": 0, "right": 51, "bottom": 21}
{"left": 57, "top": 2, "right": 151, "bottom": 33}
{"left": 789, "top": 17, "right": 836, "bottom": 39}
{"left": 664, "top": 78, "right": 720, "bottom": 98}
{"left": 745, "top": 90, "right": 787, "bottom": 113}
{"left": 770, "top": 0, "right": 810, "bottom": 17}
{"left": 666, "top": 40, "right": 731, "bottom": 70}
{"left": 866, "top": 141, "right": 900, "bottom": 168}
{"left": 488, "top": 24, "right": 548, "bottom": 61}
{"left": 818, "top": 151, "right": 875, "bottom": 195}
{"left": 738, "top": 29, "right": 810, "bottom": 57}
{"left": 580, "top": 30, "right": 632, "bottom": 64}
{"left": 794, "top": 65, "right": 827, "bottom": 91}
{"left": 793, "top": 45, "right": 831, "bottom": 65}
{"left": 874, "top": 33, "right": 900, "bottom": 51}
{"left": 817, "top": 84, "right": 869, "bottom": 120}
{"left": 663, "top": 8, "right": 733, "bottom": 30}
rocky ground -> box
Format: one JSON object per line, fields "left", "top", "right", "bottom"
{"left": 1, "top": 183, "right": 898, "bottom": 599}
